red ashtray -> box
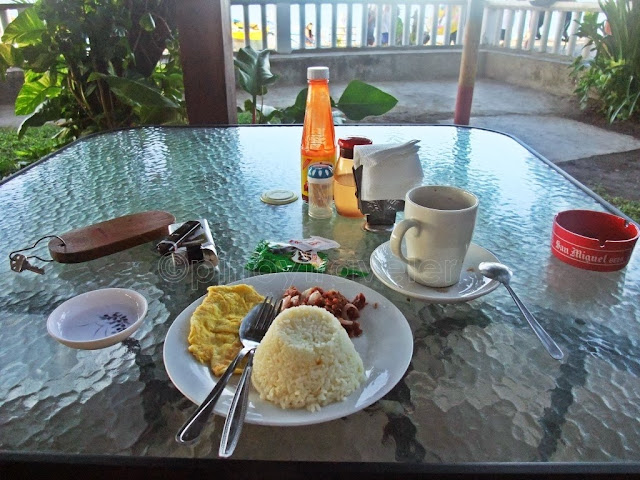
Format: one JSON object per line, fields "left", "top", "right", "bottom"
{"left": 551, "top": 210, "right": 639, "bottom": 272}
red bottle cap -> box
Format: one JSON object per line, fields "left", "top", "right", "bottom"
{"left": 338, "top": 137, "right": 372, "bottom": 159}
{"left": 338, "top": 137, "right": 373, "bottom": 149}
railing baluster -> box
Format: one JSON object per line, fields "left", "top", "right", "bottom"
{"left": 567, "top": 11, "right": 581, "bottom": 57}
{"left": 503, "top": 9, "right": 514, "bottom": 49}
{"left": 243, "top": 4, "right": 250, "bottom": 47}
{"left": 360, "top": 3, "right": 369, "bottom": 48}
{"left": 481, "top": 7, "right": 499, "bottom": 46}
{"left": 551, "top": 10, "right": 564, "bottom": 54}
{"left": 430, "top": 4, "right": 439, "bottom": 47}
{"left": 443, "top": 5, "right": 452, "bottom": 46}
{"left": 515, "top": 8, "right": 526, "bottom": 50}
{"left": 527, "top": 10, "right": 539, "bottom": 51}
{"left": 539, "top": 10, "right": 551, "bottom": 52}
{"left": 315, "top": 2, "right": 322, "bottom": 48}
{"left": 331, "top": 3, "right": 337, "bottom": 48}
{"left": 402, "top": 3, "right": 410, "bottom": 46}
{"left": 276, "top": 3, "right": 292, "bottom": 53}
{"left": 458, "top": 2, "right": 467, "bottom": 45}
{"left": 390, "top": 3, "right": 398, "bottom": 46}
{"left": 260, "top": 3, "right": 268, "bottom": 49}
{"left": 493, "top": 8, "right": 503, "bottom": 47}
{"left": 300, "top": 5, "right": 306, "bottom": 50}
{"left": 374, "top": 2, "right": 381, "bottom": 46}
{"left": 347, "top": 2, "right": 353, "bottom": 48}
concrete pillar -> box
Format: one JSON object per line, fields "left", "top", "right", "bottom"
{"left": 176, "top": 0, "right": 237, "bottom": 125}
{"left": 454, "top": 0, "right": 484, "bottom": 125}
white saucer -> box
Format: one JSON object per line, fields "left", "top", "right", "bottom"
{"left": 47, "top": 288, "right": 148, "bottom": 349}
{"left": 370, "top": 242, "right": 500, "bottom": 303}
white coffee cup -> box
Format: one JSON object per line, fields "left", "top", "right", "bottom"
{"left": 389, "top": 185, "right": 478, "bottom": 287}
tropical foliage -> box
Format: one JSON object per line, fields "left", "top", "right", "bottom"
{"left": 570, "top": 0, "right": 640, "bottom": 123}
{"left": 0, "top": 0, "right": 184, "bottom": 141}
{"left": 235, "top": 46, "right": 398, "bottom": 124}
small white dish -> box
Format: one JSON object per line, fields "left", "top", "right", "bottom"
{"left": 47, "top": 288, "right": 148, "bottom": 349}
{"left": 370, "top": 241, "right": 500, "bottom": 303}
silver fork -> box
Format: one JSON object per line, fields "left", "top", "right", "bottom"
{"left": 176, "top": 297, "right": 274, "bottom": 444}
{"left": 218, "top": 298, "right": 282, "bottom": 458}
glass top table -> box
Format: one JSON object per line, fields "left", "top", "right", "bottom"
{"left": 1, "top": 125, "right": 639, "bottom": 475}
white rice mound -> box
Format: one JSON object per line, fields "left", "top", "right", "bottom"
{"left": 251, "top": 305, "right": 365, "bottom": 412}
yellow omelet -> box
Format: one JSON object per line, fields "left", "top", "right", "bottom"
{"left": 188, "top": 284, "right": 264, "bottom": 376}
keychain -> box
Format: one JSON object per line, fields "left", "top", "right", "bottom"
{"left": 8, "top": 210, "right": 176, "bottom": 274}
{"left": 9, "top": 235, "right": 65, "bottom": 274}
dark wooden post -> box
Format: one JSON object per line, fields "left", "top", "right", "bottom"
{"left": 176, "top": 0, "right": 237, "bottom": 124}
{"left": 454, "top": 0, "right": 484, "bottom": 125}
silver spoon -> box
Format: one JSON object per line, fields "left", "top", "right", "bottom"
{"left": 479, "top": 262, "right": 564, "bottom": 360}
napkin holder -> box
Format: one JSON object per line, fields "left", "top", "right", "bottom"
{"left": 353, "top": 165, "right": 404, "bottom": 233}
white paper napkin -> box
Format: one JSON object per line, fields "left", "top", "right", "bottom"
{"left": 353, "top": 140, "right": 423, "bottom": 201}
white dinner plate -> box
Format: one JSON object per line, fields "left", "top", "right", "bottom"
{"left": 163, "top": 272, "right": 413, "bottom": 426}
{"left": 370, "top": 241, "right": 500, "bottom": 303}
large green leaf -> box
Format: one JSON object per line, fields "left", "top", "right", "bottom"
{"left": 139, "top": 12, "right": 156, "bottom": 32}
{"left": 15, "top": 72, "right": 62, "bottom": 115}
{"left": 277, "top": 87, "right": 307, "bottom": 123}
{"left": 95, "top": 74, "right": 179, "bottom": 109}
{"left": 2, "top": 8, "right": 46, "bottom": 46}
{"left": 336, "top": 80, "right": 398, "bottom": 121}
{"left": 234, "top": 46, "right": 278, "bottom": 97}
{"left": 17, "top": 99, "right": 63, "bottom": 138}
{"left": 0, "top": 43, "right": 21, "bottom": 68}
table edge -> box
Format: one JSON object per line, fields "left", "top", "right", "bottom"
{"left": 2, "top": 452, "right": 640, "bottom": 478}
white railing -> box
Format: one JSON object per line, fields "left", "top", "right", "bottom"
{"left": 482, "top": 0, "right": 602, "bottom": 57}
{"left": 0, "top": 1, "right": 605, "bottom": 60}
{"left": 230, "top": 0, "right": 469, "bottom": 53}
{"left": 230, "top": 0, "right": 604, "bottom": 58}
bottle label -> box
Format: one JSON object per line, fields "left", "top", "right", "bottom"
{"left": 301, "top": 153, "right": 335, "bottom": 201}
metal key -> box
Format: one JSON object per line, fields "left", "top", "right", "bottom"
{"left": 10, "top": 254, "right": 45, "bottom": 274}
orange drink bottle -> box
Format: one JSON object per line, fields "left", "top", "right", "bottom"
{"left": 300, "top": 67, "right": 336, "bottom": 201}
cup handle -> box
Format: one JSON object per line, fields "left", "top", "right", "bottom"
{"left": 390, "top": 219, "right": 420, "bottom": 266}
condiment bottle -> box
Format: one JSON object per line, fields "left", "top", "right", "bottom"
{"left": 307, "top": 163, "right": 334, "bottom": 219}
{"left": 300, "top": 66, "right": 336, "bottom": 201}
{"left": 334, "top": 136, "right": 372, "bottom": 217}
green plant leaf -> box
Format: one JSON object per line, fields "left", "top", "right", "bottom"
{"left": 2, "top": 8, "right": 46, "bottom": 46}
{"left": 336, "top": 80, "right": 398, "bottom": 121}
{"left": 234, "top": 46, "right": 278, "bottom": 97}
{"left": 15, "top": 72, "right": 62, "bottom": 115}
{"left": 96, "top": 74, "right": 179, "bottom": 109}
{"left": 139, "top": 13, "right": 156, "bottom": 32}
{"left": 0, "top": 43, "right": 21, "bottom": 68}
{"left": 17, "top": 100, "right": 62, "bottom": 138}
{"left": 276, "top": 88, "right": 307, "bottom": 123}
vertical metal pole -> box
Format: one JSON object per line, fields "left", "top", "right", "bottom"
{"left": 454, "top": 0, "right": 484, "bottom": 126}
